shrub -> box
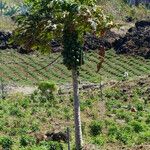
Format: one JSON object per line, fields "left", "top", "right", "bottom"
{"left": 108, "top": 125, "right": 119, "bottom": 136}
{"left": 20, "top": 98, "right": 30, "bottom": 109}
{"left": 89, "top": 121, "right": 103, "bottom": 136}
{"left": 0, "top": 136, "right": 13, "bottom": 149}
{"left": 31, "top": 81, "right": 57, "bottom": 105}
{"left": 107, "top": 124, "right": 119, "bottom": 142}
{"left": 146, "top": 115, "right": 150, "bottom": 124}
{"left": 137, "top": 131, "right": 150, "bottom": 144}
{"left": 92, "top": 135, "right": 106, "bottom": 146}
{"left": 40, "top": 141, "right": 63, "bottom": 150}
{"left": 20, "top": 135, "right": 36, "bottom": 147}
{"left": 116, "top": 109, "right": 132, "bottom": 122}
{"left": 135, "top": 102, "right": 144, "bottom": 111}
{"left": 38, "top": 81, "right": 57, "bottom": 93}
{"left": 129, "top": 121, "right": 146, "bottom": 133}
{"left": 30, "top": 122, "right": 40, "bottom": 132}
{"left": 116, "top": 131, "right": 133, "bottom": 145}
{"left": 80, "top": 99, "right": 92, "bottom": 111}
{"left": 9, "top": 106, "right": 23, "bottom": 117}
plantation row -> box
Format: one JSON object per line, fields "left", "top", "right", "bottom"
{"left": 0, "top": 49, "right": 150, "bottom": 85}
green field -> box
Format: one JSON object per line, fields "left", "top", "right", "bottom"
{"left": 0, "top": 1, "right": 150, "bottom": 150}
{"left": 0, "top": 49, "right": 150, "bottom": 85}
{"left": 0, "top": 76, "right": 150, "bottom": 150}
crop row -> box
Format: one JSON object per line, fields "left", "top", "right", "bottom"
{"left": 0, "top": 50, "right": 150, "bottom": 84}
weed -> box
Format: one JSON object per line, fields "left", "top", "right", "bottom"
{"left": 89, "top": 121, "right": 103, "bottom": 136}
{"left": 92, "top": 135, "right": 106, "bottom": 146}
{"left": 0, "top": 136, "right": 13, "bottom": 150}
{"left": 39, "top": 141, "right": 63, "bottom": 150}
{"left": 20, "top": 135, "right": 36, "bottom": 147}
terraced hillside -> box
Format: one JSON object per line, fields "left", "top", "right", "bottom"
{"left": 0, "top": 49, "right": 150, "bottom": 85}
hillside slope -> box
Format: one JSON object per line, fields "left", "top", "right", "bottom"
{"left": 0, "top": 49, "right": 150, "bottom": 85}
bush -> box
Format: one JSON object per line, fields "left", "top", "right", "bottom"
{"left": 38, "top": 81, "right": 57, "bottom": 93}
{"left": 137, "top": 131, "right": 150, "bottom": 144}
{"left": 107, "top": 124, "right": 119, "bottom": 142}
{"left": 129, "top": 121, "right": 146, "bottom": 133}
{"left": 40, "top": 141, "right": 63, "bottom": 150}
{"left": 89, "top": 121, "right": 103, "bottom": 136}
{"left": 31, "top": 81, "right": 57, "bottom": 104}
{"left": 20, "top": 135, "right": 36, "bottom": 147}
{"left": 0, "top": 136, "right": 13, "bottom": 149}
{"left": 80, "top": 99, "right": 92, "bottom": 111}
{"left": 116, "top": 131, "right": 133, "bottom": 145}
{"left": 92, "top": 135, "right": 106, "bottom": 146}
{"left": 9, "top": 106, "right": 23, "bottom": 117}
{"left": 135, "top": 102, "right": 144, "bottom": 111}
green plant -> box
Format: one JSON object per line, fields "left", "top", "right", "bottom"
{"left": 0, "top": 136, "right": 13, "bottom": 149}
{"left": 92, "top": 135, "right": 106, "bottom": 146}
{"left": 20, "top": 135, "right": 36, "bottom": 147}
{"left": 40, "top": 141, "right": 63, "bottom": 150}
{"left": 30, "top": 81, "right": 58, "bottom": 104}
{"left": 137, "top": 131, "right": 150, "bottom": 144}
{"left": 9, "top": 106, "right": 23, "bottom": 117}
{"left": 38, "top": 81, "right": 57, "bottom": 93}
{"left": 129, "top": 121, "right": 146, "bottom": 133}
{"left": 89, "top": 121, "right": 103, "bottom": 136}
{"left": 116, "top": 130, "right": 133, "bottom": 145}
{"left": 80, "top": 99, "right": 93, "bottom": 111}
{"left": 4, "top": 6, "right": 18, "bottom": 16}
{"left": 0, "top": 1, "right": 8, "bottom": 15}
{"left": 135, "top": 102, "right": 144, "bottom": 111}
{"left": 107, "top": 121, "right": 121, "bottom": 142}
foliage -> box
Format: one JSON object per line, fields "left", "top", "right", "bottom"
{"left": 0, "top": 1, "right": 8, "bottom": 15}
{"left": 1, "top": 50, "right": 150, "bottom": 84}
{"left": 20, "top": 135, "right": 36, "bottom": 147}
{"left": 38, "top": 81, "right": 57, "bottom": 93}
{"left": 0, "top": 136, "right": 13, "bottom": 149}
{"left": 12, "top": 0, "right": 115, "bottom": 70}
{"left": 40, "top": 141, "right": 63, "bottom": 150}
{"left": 89, "top": 120, "right": 103, "bottom": 136}
{"left": 92, "top": 135, "right": 106, "bottom": 146}
{"left": 31, "top": 81, "right": 57, "bottom": 104}
{"left": 0, "top": 80, "right": 150, "bottom": 149}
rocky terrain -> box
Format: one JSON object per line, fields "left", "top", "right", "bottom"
{"left": 0, "top": 20, "right": 150, "bottom": 58}
{"left": 113, "top": 20, "right": 150, "bottom": 58}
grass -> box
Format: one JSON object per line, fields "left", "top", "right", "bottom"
{"left": 0, "top": 49, "right": 150, "bottom": 85}
{"left": 0, "top": 77, "right": 150, "bottom": 149}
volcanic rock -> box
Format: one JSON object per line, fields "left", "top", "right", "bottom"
{"left": 113, "top": 20, "right": 150, "bottom": 59}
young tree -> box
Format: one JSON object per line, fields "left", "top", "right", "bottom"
{"left": 13, "top": 0, "right": 115, "bottom": 149}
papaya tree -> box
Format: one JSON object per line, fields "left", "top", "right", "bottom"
{"left": 13, "top": 0, "right": 115, "bottom": 149}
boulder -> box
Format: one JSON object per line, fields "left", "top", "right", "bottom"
{"left": 113, "top": 20, "right": 150, "bottom": 59}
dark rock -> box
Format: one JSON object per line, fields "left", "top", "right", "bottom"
{"left": 45, "top": 131, "right": 68, "bottom": 143}
{"left": 135, "top": 20, "right": 150, "bottom": 28}
{"left": 125, "top": 16, "right": 134, "bottom": 22}
{"left": 113, "top": 20, "right": 150, "bottom": 58}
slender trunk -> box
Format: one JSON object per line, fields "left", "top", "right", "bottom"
{"left": 72, "top": 68, "right": 83, "bottom": 150}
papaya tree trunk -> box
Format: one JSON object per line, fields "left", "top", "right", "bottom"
{"left": 72, "top": 68, "right": 83, "bottom": 150}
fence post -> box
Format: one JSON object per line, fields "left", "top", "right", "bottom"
{"left": 0, "top": 77, "right": 5, "bottom": 99}
{"left": 99, "top": 75, "right": 103, "bottom": 101}
{"left": 67, "top": 127, "right": 71, "bottom": 150}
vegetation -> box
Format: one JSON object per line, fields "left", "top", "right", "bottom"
{"left": 0, "top": 77, "right": 150, "bottom": 149}
{"left": 0, "top": 0, "right": 150, "bottom": 150}
{"left": 1, "top": 50, "right": 150, "bottom": 85}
